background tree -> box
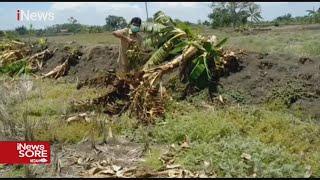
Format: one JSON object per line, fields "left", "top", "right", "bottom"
{"left": 68, "top": 17, "right": 78, "bottom": 24}
{"left": 306, "top": 7, "right": 320, "bottom": 23}
{"left": 248, "top": 3, "right": 263, "bottom": 24}
{"left": 104, "top": 15, "right": 127, "bottom": 31}
{"left": 208, "top": 2, "right": 261, "bottom": 28}
{"left": 208, "top": 2, "right": 232, "bottom": 28}
{"left": 66, "top": 17, "right": 81, "bottom": 34}
{"left": 15, "top": 26, "right": 28, "bottom": 35}
{"left": 275, "top": 13, "right": 293, "bottom": 22}
{"left": 202, "top": 20, "right": 210, "bottom": 26}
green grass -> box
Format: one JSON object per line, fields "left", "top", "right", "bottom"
{"left": 202, "top": 25, "right": 320, "bottom": 57}
{"left": 45, "top": 32, "right": 118, "bottom": 45}
{"left": 20, "top": 32, "right": 119, "bottom": 46}
{"left": 225, "top": 30, "right": 320, "bottom": 57}
{"left": 142, "top": 147, "right": 164, "bottom": 171}
{"left": 1, "top": 76, "right": 106, "bottom": 143}
{"left": 137, "top": 101, "right": 320, "bottom": 177}
{"left": 0, "top": 165, "right": 24, "bottom": 177}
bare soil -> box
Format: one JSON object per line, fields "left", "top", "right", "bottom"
{"left": 218, "top": 51, "right": 320, "bottom": 118}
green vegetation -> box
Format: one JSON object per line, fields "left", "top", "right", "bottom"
{"left": 104, "top": 15, "right": 128, "bottom": 31}
{"left": 0, "top": 76, "right": 106, "bottom": 143}
{"left": 2, "top": 74, "right": 319, "bottom": 177}
{"left": 139, "top": 102, "right": 320, "bottom": 177}
{"left": 208, "top": 27, "right": 320, "bottom": 57}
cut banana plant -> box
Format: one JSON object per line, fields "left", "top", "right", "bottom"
{"left": 75, "top": 11, "right": 239, "bottom": 123}
{"left": 0, "top": 38, "right": 57, "bottom": 76}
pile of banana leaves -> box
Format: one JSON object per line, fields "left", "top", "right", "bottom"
{"left": 75, "top": 11, "right": 240, "bottom": 124}
{"left": 0, "top": 37, "right": 55, "bottom": 76}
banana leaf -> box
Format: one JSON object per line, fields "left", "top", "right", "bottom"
{"left": 189, "top": 56, "right": 205, "bottom": 81}
{"left": 202, "top": 55, "right": 212, "bottom": 79}
{"left": 169, "top": 40, "right": 188, "bottom": 55}
{"left": 189, "top": 54, "right": 213, "bottom": 89}
{"left": 154, "top": 11, "right": 175, "bottom": 26}
{"left": 189, "top": 41, "right": 206, "bottom": 52}
{"left": 143, "top": 46, "right": 169, "bottom": 69}
{"left": 203, "top": 41, "right": 222, "bottom": 59}
{"left": 215, "top": 37, "right": 228, "bottom": 48}
{"left": 0, "top": 59, "right": 29, "bottom": 76}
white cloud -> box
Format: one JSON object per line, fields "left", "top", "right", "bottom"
{"left": 47, "top": 2, "right": 141, "bottom": 26}
{"left": 47, "top": 2, "right": 212, "bottom": 25}
{"left": 147, "top": 2, "right": 211, "bottom": 22}
{"left": 257, "top": 2, "right": 289, "bottom": 6}
{"left": 49, "top": 2, "right": 144, "bottom": 25}
{"left": 152, "top": 2, "right": 209, "bottom": 8}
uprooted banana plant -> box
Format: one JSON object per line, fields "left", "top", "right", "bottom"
{"left": 74, "top": 11, "right": 240, "bottom": 124}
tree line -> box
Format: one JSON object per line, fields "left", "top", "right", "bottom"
{"left": 206, "top": 2, "right": 320, "bottom": 28}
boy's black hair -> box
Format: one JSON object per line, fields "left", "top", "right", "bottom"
{"left": 130, "top": 17, "right": 142, "bottom": 26}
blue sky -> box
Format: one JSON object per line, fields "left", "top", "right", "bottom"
{"left": 0, "top": 2, "right": 319, "bottom": 30}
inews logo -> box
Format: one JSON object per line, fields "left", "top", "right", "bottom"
{"left": 0, "top": 141, "right": 50, "bottom": 164}
{"left": 16, "top": 9, "right": 55, "bottom": 21}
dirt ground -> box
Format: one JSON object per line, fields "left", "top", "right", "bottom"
{"left": 219, "top": 51, "right": 320, "bottom": 118}
{"left": 35, "top": 138, "right": 146, "bottom": 178}
{"left": 39, "top": 42, "right": 119, "bottom": 81}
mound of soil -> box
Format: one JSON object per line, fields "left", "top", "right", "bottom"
{"left": 39, "top": 42, "right": 119, "bottom": 81}
{"left": 71, "top": 45, "right": 119, "bottom": 81}
{"left": 218, "top": 51, "right": 320, "bottom": 118}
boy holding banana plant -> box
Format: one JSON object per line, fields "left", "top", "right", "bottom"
{"left": 112, "top": 17, "right": 143, "bottom": 73}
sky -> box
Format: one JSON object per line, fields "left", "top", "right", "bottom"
{"left": 0, "top": 2, "right": 319, "bottom": 30}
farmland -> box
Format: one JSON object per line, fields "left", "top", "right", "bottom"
{"left": 0, "top": 23, "right": 320, "bottom": 177}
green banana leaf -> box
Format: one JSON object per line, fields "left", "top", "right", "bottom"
{"left": 189, "top": 54, "right": 214, "bottom": 89}
{"left": 0, "top": 59, "right": 29, "bottom": 76}
{"left": 169, "top": 40, "right": 188, "bottom": 55}
{"left": 143, "top": 46, "right": 169, "bottom": 68}
{"left": 215, "top": 37, "right": 228, "bottom": 48}
{"left": 189, "top": 56, "right": 205, "bottom": 81}
{"left": 202, "top": 55, "right": 212, "bottom": 79}
{"left": 189, "top": 41, "right": 206, "bottom": 52}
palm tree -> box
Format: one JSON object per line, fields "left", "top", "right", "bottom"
{"left": 248, "top": 4, "right": 263, "bottom": 23}
{"left": 306, "top": 6, "right": 320, "bottom": 23}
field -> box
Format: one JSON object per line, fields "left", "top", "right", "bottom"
{"left": 1, "top": 24, "right": 320, "bottom": 177}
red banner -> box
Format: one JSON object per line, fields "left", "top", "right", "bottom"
{"left": 0, "top": 141, "right": 50, "bottom": 164}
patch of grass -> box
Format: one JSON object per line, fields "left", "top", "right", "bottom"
{"left": 34, "top": 121, "right": 97, "bottom": 143}
{"left": 177, "top": 136, "right": 305, "bottom": 177}
{"left": 3, "top": 77, "right": 106, "bottom": 143}
{"left": 220, "top": 29, "right": 320, "bottom": 57}
{"left": 45, "top": 32, "right": 118, "bottom": 46}
{"left": 141, "top": 147, "right": 164, "bottom": 171}
{"left": 139, "top": 102, "right": 320, "bottom": 177}
{"left": 1, "top": 165, "right": 24, "bottom": 177}
{"left": 13, "top": 79, "right": 102, "bottom": 117}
